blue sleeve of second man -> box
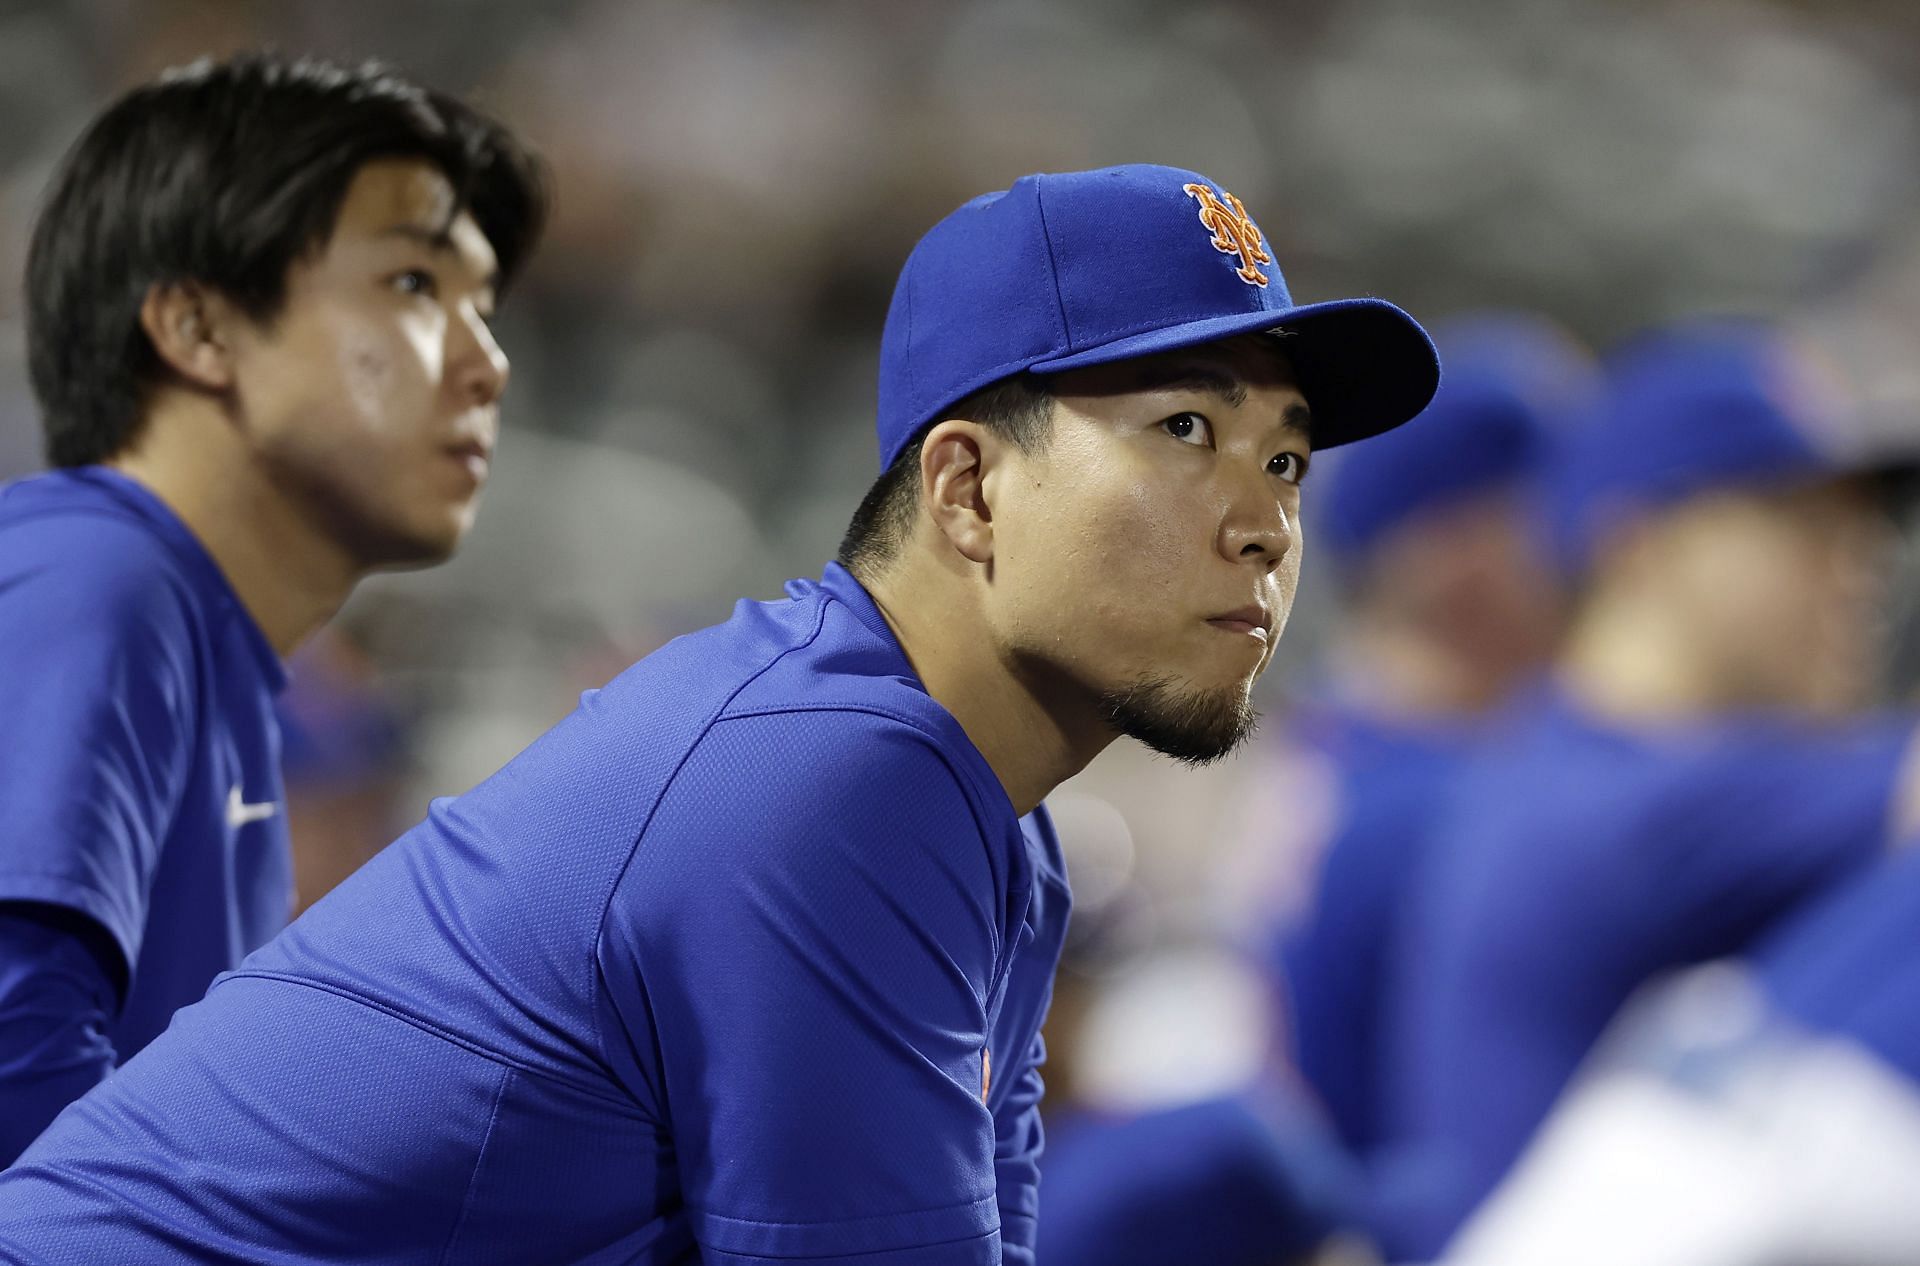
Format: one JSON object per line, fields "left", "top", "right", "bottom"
{"left": 0, "top": 515, "right": 197, "bottom": 970}
{"left": 0, "top": 904, "right": 121, "bottom": 1166}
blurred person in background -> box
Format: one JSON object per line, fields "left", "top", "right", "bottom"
{"left": 0, "top": 163, "right": 1439, "bottom": 1265}
{"left": 1036, "top": 1087, "right": 1371, "bottom": 1266}
{"left": 1441, "top": 846, "right": 1920, "bottom": 1266}
{"left": 1031, "top": 314, "right": 1592, "bottom": 1266}
{"left": 1275, "top": 314, "right": 1590, "bottom": 1159}
{"left": 1033, "top": 883, "right": 1372, "bottom": 1266}
{"left": 1377, "top": 318, "right": 1920, "bottom": 1259}
{"left": 276, "top": 628, "right": 415, "bottom": 914}
{"left": 0, "top": 52, "right": 547, "bottom": 1164}
{"left": 1754, "top": 835, "right": 1920, "bottom": 1102}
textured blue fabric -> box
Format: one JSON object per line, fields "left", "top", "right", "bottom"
{"left": 0, "top": 564, "right": 1070, "bottom": 1266}
{"left": 1376, "top": 686, "right": 1911, "bottom": 1257}
{"left": 0, "top": 908, "right": 118, "bottom": 1165}
{"left": 1757, "top": 844, "right": 1920, "bottom": 1088}
{"left": 0, "top": 468, "right": 290, "bottom": 1150}
{"left": 876, "top": 164, "right": 1438, "bottom": 468}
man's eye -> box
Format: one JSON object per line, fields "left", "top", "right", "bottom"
{"left": 391, "top": 270, "right": 439, "bottom": 298}
{"left": 1163, "top": 412, "right": 1212, "bottom": 446}
{"left": 1270, "top": 452, "right": 1309, "bottom": 485}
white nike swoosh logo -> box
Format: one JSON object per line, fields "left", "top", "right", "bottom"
{"left": 227, "top": 785, "right": 279, "bottom": 830}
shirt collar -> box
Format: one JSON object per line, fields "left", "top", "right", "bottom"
{"left": 802, "top": 562, "right": 918, "bottom": 675}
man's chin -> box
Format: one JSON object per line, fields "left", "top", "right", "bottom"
{"left": 1096, "top": 674, "right": 1258, "bottom": 767}
{"left": 362, "top": 517, "right": 468, "bottom": 573}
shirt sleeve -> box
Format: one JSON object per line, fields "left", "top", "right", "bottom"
{"left": 991, "top": 1032, "right": 1046, "bottom": 1265}
{"left": 1757, "top": 844, "right": 1920, "bottom": 1088}
{"left": 0, "top": 514, "right": 197, "bottom": 974}
{"left": 1646, "top": 716, "right": 1914, "bottom": 963}
{"left": 0, "top": 903, "right": 121, "bottom": 1166}
{"left": 1374, "top": 715, "right": 1917, "bottom": 1260}
{"left": 596, "top": 709, "right": 1016, "bottom": 1265}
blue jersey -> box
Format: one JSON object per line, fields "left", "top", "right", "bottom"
{"left": 1757, "top": 843, "right": 1920, "bottom": 1087}
{"left": 0, "top": 467, "right": 290, "bottom": 1058}
{"left": 1273, "top": 697, "right": 1472, "bottom": 1156}
{"left": 1037, "top": 1095, "right": 1363, "bottom": 1266}
{"left": 0, "top": 564, "right": 1071, "bottom": 1266}
{"left": 1379, "top": 687, "right": 1910, "bottom": 1257}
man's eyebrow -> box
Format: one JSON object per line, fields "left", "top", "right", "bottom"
{"left": 1125, "top": 364, "right": 1250, "bottom": 409}
{"left": 378, "top": 223, "right": 501, "bottom": 292}
{"left": 380, "top": 222, "right": 455, "bottom": 250}
{"left": 1282, "top": 401, "right": 1314, "bottom": 447}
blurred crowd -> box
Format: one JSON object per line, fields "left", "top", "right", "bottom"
{"left": 11, "top": 0, "right": 1920, "bottom": 1262}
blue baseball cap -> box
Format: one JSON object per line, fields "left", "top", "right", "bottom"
{"left": 1318, "top": 312, "right": 1595, "bottom": 561}
{"left": 875, "top": 164, "right": 1440, "bottom": 470}
{"left": 1548, "top": 318, "right": 1877, "bottom": 571}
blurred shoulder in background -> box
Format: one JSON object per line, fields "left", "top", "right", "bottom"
{"left": 1379, "top": 317, "right": 1920, "bottom": 1259}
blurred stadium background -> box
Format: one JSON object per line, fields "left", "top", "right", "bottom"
{"left": 7, "top": 0, "right": 1920, "bottom": 1114}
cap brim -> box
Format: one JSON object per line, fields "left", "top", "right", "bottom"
{"left": 1030, "top": 296, "right": 1439, "bottom": 450}
{"left": 1847, "top": 458, "right": 1920, "bottom": 523}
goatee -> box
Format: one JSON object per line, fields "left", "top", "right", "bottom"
{"left": 1096, "top": 674, "right": 1258, "bottom": 766}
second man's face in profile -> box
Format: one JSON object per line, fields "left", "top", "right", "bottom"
{"left": 226, "top": 156, "right": 510, "bottom": 570}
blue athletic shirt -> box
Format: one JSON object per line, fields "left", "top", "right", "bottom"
{"left": 1757, "top": 841, "right": 1920, "bottom": 1088}
{"left": 0, "top": 467, "right": 290, "bottom": 1157}
{"left": 1037, "top": 1094, "right": 1364, "bottom": 1266}
{"left": 0, "top": 563, "right": 1071, "bottom": 1266}
{"left": 1271, "top": 695, "right": 1477, "bottom": 1158}
{"left": 1376, "top": 684, "right": 1912, "bottom": 1258}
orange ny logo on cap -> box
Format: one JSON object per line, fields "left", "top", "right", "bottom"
{"left": 1183, "top": 182, "right": 1272, "bottom": 287}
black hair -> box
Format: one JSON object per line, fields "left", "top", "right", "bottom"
{"left": 838, "top": 373, "right": 1054, "bottom": 577}
{"left": 27, "top": 51, "right": 551, "bottom": 467}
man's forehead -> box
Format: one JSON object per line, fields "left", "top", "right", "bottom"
{"left": 333, "top": 158, "right": 455, "bottom": 233}
{"left": 331, "top": 158, "right": 500, "bottom": 282}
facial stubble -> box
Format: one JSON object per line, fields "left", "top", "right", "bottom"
{"left": 1096, "top": 673, "right": 1259, "bottom": 766}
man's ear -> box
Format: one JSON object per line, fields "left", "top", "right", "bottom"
{"left": 138, "top": 281, "right": 239, "bottom": 392}
{"left": 920, "top": 419, "right": 998, "bottom": 564}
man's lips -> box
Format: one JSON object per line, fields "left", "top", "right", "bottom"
{"left": 447, "top": 439, "right": 493, "bottom": 479}
{"left": 1206, "top": 605, "right": 1271, "bottom": 641}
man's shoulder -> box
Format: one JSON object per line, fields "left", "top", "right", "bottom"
{"left": 723, "top": 589, "right": 972, "bottom": 736}
{"left": 1, "top": 467, "right": 161, "bottom": 531}
{"left": 447, "top": 583, "right": 989, "bottom": 846}
{"left": 1407, "top": 710, "right": 1648, "bottom": 926}
{"left": 0, "top": 471, "right": 198, "bottom": 625}
{"left": 1433, "top": 697, "right": 1646, "bottom": 833}
{"left": 577, "top": 584, "right": 972, "bottom": 781}
{"left": 695, "top": 700, "right": 981, "bottom": 813}
{"left": 1689, "top": 711, "right": 1914, "bottom": 778}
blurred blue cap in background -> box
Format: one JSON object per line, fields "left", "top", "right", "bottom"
{"left": 1316, "top": 312, "right": 1594, "bottom": 563}
{"left": 1547, "top": 318, "right": 1856, "bottom": 572}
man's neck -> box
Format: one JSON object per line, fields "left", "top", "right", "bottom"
{"left": 107, "top": 398, "right": 360, "bottom": 657}
{"left": 862, "top": 561, "right": 1111, "bottom": 816}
